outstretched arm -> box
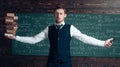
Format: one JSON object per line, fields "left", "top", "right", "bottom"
{"left": 6, "top": 27, "right": 48, "bottom": 44}
{"left": 70, "top": 25, "right": 113, "bottom": 47}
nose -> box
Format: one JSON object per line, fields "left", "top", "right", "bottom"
{"left": 57, "top": 14, "right": 60, "bottom": 18}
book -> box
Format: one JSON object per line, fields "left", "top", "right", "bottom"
{"left": 4, "top": 13, "right": 18, "bottom": 37}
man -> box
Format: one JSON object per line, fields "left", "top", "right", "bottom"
{"left": 6, "top": 5, "right": 113, "bottom": 67}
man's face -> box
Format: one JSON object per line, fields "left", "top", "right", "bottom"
{"left": 54, "top": 9, "right": 67, "bottom": 23}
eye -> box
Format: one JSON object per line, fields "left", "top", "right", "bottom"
{"left": 60, "top": 13, "right": 63, "bottom": 15}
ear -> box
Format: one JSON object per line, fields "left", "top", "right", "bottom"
{"left": 64, "top": 14, "right": 67, "bottom": 18}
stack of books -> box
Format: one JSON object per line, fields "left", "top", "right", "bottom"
{"left": 4, "top": 13, "right": 18, "bottom": 37}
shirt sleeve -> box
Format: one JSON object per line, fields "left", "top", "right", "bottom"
{"left": 70, "top": 25, "right": 105, "bottom": 47}
{"left": 15, "top": 27, "right": 48, "bottom": 44}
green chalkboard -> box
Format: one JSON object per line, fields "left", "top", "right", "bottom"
{"left": 12, "top": 13, "right": 120, "bottom": 57}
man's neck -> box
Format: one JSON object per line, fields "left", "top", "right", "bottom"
{"left": 55, "top": 21, "right": 65, "bottom": 25}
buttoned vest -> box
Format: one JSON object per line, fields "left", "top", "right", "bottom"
{"left": 48, "top": 24, "right": 71, "bottom": 63}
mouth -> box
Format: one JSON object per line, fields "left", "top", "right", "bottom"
{"left": 56, "top": 18, "right": 61, "bottom": 20}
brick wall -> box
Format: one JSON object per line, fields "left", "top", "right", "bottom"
{"left": 0, "top": 0, "right": 120, "bottom": 67}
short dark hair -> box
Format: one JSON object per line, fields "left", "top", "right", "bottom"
{"left": 54, "top": 4, "right": 67, "bottom": 14}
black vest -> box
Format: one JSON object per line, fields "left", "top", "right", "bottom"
{"left": 48, "top": 24, "right": 71, "bottom": 63}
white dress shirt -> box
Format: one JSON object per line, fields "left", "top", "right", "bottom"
{"left": 15, "top": 21, "right": 105, "bottom": 47}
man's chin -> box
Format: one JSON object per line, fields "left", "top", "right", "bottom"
{"left": 56, "top": 20, "right": 63, "bottom": 23}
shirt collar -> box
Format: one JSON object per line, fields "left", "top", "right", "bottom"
{"left": 55, "top": 21, "right": 65, "bottom": 26}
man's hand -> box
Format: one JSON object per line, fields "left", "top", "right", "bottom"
{"left": 5, "top": 35, "right": 16, "bottom": 39}
{"left": 104, "top": 38, "right": 114, "bottom": 47}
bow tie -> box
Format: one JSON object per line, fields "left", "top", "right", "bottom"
{"left": 56, "top": 24, "right": 63, "bottom": 30}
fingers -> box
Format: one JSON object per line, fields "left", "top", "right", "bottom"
{"left": 5, "top": 34, "right": 16, "bottom": 39}
{"left": 109, "top": 38, "right": 114, "bottom": 43}
{"left": 105, "top": 42, "right": 112, "bottom": 47}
